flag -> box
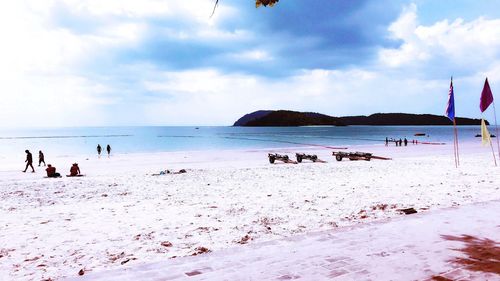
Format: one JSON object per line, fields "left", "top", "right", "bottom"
{"left": 480, "top": 78, "right": 494, "bottom": 113}
{"left": 481, "top": 118, "right": 491, "bottom": 146}
{"left": 445, "top": 78, "right": 455, "bottom": 121}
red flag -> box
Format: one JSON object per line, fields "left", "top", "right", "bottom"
{"left": 480, "top": 78, "right": 494, "bottom": 112}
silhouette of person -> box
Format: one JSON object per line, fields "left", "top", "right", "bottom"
{"left": 69, "top": 163, "right": 81, "bottom": 176}
{"left": 106, "top": 144, "right": 111, "bottom": 157}
{"left": 97, "top": 144, "right": 102, "bottom": 157}
{"left": 45, "top": 164, "right": 60, "bottom": 178}
{"left": 404, "top": 138, "right": 408, "bottom": 146}
{"left": 38, "top": 150, "right": 46, "bottom": 167}
{"left": 385, "top": 137, "right": 388, "bottom": 146}
{"left": 23, "top": 150, "right": 35, "bottom": 173}
{"left": 399, "top": 138, "right": 402, "bottom": 147}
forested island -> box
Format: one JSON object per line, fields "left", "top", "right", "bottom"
{"left": 233, "top": 110, "right": 486, "bottom": 126}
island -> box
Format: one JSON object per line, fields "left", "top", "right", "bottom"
{"left": 233, "top": 110, "right": 486, "bottom": 126}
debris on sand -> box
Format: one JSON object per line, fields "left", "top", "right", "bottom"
{"left": 237, "top": 234, "right": 252, "bottom": 244}
{"left": 161, "top": 241, "right": 173, "bottom": 247}
{"left": 191, "top": 246, "right": 211, "bottom": 256}
{"left": 398, "top": 208, "right": 417, "bottom": 215}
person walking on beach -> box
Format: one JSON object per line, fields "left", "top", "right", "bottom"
{"left": 23, "top": 150, "right": 35, "bottom": 173}
{"left": 106, "top": 144, "right": 111, "bottom": 157}
{"left": 404, "top": 138, "right": 408, "bottom": 146}
{"left": 385, "top": 137, "right": 388, "bottom": 146}
{"left": 38, "top": 150, "right": 46, "bottom": 167}
{"left": 97, "top": 144, "right": 102, "bottom": 157}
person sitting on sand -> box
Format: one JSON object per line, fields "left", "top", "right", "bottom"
{"left": 45, "top": 164, "right": 61, "bottom": 178}
{"left": 69, "top": 163, "right": 81, "bottom": 176}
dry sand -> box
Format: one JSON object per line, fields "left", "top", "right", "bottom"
{"left": 1, "top": 142, "right": 499, "bottom": 280}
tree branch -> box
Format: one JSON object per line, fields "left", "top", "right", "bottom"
{"left": 210, "top": 0, "right": 219, "bottom": 18}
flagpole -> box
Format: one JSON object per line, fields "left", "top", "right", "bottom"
{"left": 489, "top": 139, "right": 497, "bottom": 166}
{"left": 486, "top": 116, "right": 498, "bottom": 167}
{"left": 492, "top": 102, "right": 500, "bottom": 161}
{"left": 447, "top": 76, "right": 458, "bottom": 168}
{"left": 482, "top": 116, "right": 497, "bottom": 166}
{"left": 453, "top": 118, "right": 459, "bottom": 167}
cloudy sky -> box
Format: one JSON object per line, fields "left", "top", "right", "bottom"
{"left": 1, "top": 0, "right": 500, "bottom": 127}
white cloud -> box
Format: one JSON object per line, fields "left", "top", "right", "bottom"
{"left": 380, "top": 4, "right": 500, "bottom": 69}
{"left": 228, "top": 49, "right": 273, "bottom": 61}
{"left": 0, "top": 1, "right": 148, "bottom": 126}
{"left": 1, "top": 1, "right": 499, "bottom": 127}
{"left": 57, "top": 0, "right": 236, "bottom": 25}
{"left": 387, "top": 3, "right": 418, "bottom": 40}
{"left": 137, "top": 67, "right": 451, "bottom": 125}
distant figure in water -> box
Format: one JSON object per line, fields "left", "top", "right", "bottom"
{"left": 106, "top": 144, "right": 111, "bottom": 157}
{"left": 38, "top": 150, "right": 46, "bottom": 167}
{"left": 385, "top": 137, "right": 388, "bottom": 146}
{"left": 404, "top": 138, "right": 408, "bottom": 146}
{"left": 69, "top": 163, "right": 81, "bottom": 176}
{"left": 23, "top": 150, "right": 35, "bottom": 173}
{"left": 97, "top": 144, "right": 102, "bottom": 157}
{"left": 45, "top": 164, "right": 61, "bottom": 178}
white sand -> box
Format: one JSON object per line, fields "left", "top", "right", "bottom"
{"left": 1, "top": 141, "right": 499, "bottom": 280}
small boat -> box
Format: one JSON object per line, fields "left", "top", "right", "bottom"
{"left": 414, "top": 133, "right": 426, "bottom": 136}
{"left": 475, "top": 134, "right": 496, "bottom": 138}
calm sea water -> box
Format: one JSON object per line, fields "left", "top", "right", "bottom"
{"left": 0, "top": 126, "right": 486, "bottom": 159}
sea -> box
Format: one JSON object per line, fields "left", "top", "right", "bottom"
{"left": 0, "top": 126, "right": 486, "bottom": 160}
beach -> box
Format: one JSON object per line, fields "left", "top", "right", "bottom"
{"left": 1, "top": 141, "right": 500, "bottom": 280}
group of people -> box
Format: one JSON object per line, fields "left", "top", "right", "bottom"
{"left": 23, "top": 150, "right": 82, "bottom": 177}
{"left": 23, "top": 143, "right": 113, "bottom": 177}
{"left": 385, "top": 137, "right": 415, "bottom": 147}
{"left": 97, "top": 144, "right": 112, "bottom": 157}
{"left": 45, "top": 163, "right": 81, "bottom": 178}
{"left": 22, "top": 150, "right": 45, "bottom": 173}
{"left": 23, "top": 144, "right": 112, "bottom": 175}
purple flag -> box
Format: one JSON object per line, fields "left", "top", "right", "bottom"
{"left": 445, "top": 78, "right": 455, "bottom": 121}
{"left": 480, "top": 78, "right": 493, "bottom": 113}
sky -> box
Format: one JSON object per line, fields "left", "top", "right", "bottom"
{"left": 1, "top": 0, "right": 500, "bottom": 127}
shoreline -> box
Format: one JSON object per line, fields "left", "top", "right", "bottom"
{"left": 0, "top": 139, "right": 486, "bottom": 169}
